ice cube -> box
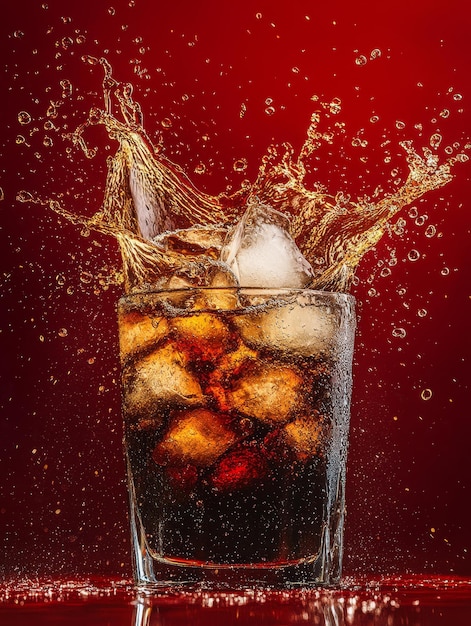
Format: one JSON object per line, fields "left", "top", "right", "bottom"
{"left": 283, "top": 412, "right": 327, "bottom": 462}
{"left": 152, "top": 408, "right": 238, "bottom": 467}
{"left": 153, "top": 226, "right": 228, "bottom": 259}
{"left": 221, "top": 199, "right": 314, "bottom": 288}
{"left": 234, "top": 298, "right": 337, "bottom": 357}
{"left": 118, "top": 310, "right": 169, "bottom": 362}
{"left": 122, "top": 342, "right": 203, "bottom": 424}
{"left": 209, "top": 446, "right": 268, "bottom": 491}
{"left": 170, "top": 311, "right": 234, "bottom": 361}
{"left": 229, "top": 363, "right": 303, "bottom": 424}
{"left": 129, "top": 164, "right": 175, "bottom": 240}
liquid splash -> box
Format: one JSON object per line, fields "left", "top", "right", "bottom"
{"left": 19, "top": 56, "right": 469, "bottom": 293}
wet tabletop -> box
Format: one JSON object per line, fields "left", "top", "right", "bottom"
{"left": 0, "top": 576, "right": 470, "bottom": 625}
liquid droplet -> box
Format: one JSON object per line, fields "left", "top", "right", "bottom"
{"left": 441, "top": 267, "right": 450, "bottom": 276}
{"left": 16, "top": 190, "right": 34, "bottom": 203}
{"left": 421, "top": 388, "right": 432, "bottom": 401}
{"left": 425, "top": 224, "right": 436, "bottom": 238}
{"left": 392, "top": 327, "right": 406, "bottom": 338}
{"left": 395, "top": 120, "right": 406, "bottom": 130}
{"left": 18, "top": 111, "right": 32, "bottom": 125}
{"left": 418, "top": 308, "right": 427, "bottom": 318}
{"left": 440, "top": 109, "right": 450, "bottom": 119}
{"left": 233, "top": 158, "right": 248, "bottom": 172}
{"left": 453, "top": 93, "right": 462, "bottom": 101}
{"left": 355, "top": 55, "right": 367, "bottom": 66}
{"left": 408, "top": 249, "right": 420, "bottom": 262}
{"left": 370, "top": 48, "right": 381, "bottom": 59}
{"left": 265, "top": 106, "right": 275, "bottom": 116}
{"left": 430, "top": 133, "right": 442, "bottom": 149}
{"left": 194, "top": 163, "right": 206, "bottom": 174}
{"left": 58, "top": 328, "right": 68, "bottom": 337}
{"left": 161, "top": 118, "right": 172, "bottom": 129}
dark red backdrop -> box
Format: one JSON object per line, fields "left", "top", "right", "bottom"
{"left": 1, "top": 0, "right": 470, "bottom": 580}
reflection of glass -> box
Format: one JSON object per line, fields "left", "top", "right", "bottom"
{"left": 119, "top": 288, "right": 355, "bottom": 588}
{"left": 131, "top": 592, "right": 347, "bottom": 626}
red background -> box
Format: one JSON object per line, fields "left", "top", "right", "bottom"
{"left": 1, "top": 0, "right": 470, "bottom": 580}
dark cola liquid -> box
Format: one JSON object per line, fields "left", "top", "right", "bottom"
{"left": 119, "top": 289, "right": 354, "bottom": 578}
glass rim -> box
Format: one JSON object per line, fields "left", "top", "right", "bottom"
{"left": 118, "top": 286, "right": 356, "bottom": 302}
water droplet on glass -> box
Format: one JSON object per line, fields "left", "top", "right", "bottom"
{"left": 18, "top": 111, "right": 32, "bottom": 125}
{"left": 441, "top": 267, "right": 450, "bottom": 276}
{"left": 408, "top": 249, "right": 420, "bottom": 262}
{"left": 58, "top": 328, "right": 68, "bottom": 338}
{"left": 421, "top": 388, "right": 432, "bottom": 401}
{"left": 194, "top": 163, "right": 206, "bottom": 174}
{"left": 395, "top": 120, "right": 406, "bottom": 130}
{"left": 425, "top": 224, "right": 436, "bottom": 238}
{"left": 370, "top": 115, "right": 379, "bottom": 123}
{"left": 392, "top": 327, "right": 406, "bottom": 338}
{"left": 380, "top": 267, "right": 391, "bottom": 278}
{"left": 370, "top": 48, "right": 381, "bottom": 59}
{"left": 16, "top": 135, "right": 26, "bottom": 145}
{"left": 415, "top": 215, "right": 427, "bottom": 226}
{"left": 453, "top": 93, "right": 462, "bottom": 101}
{"left": 233, "top": 158, "right": 248, "bottom": 172}
{"left": 418, "top": 308, "right": 428, "bottom": 318}
{"left": 256, "top": 12, "right": 262, "bottom": 19}
{"left": 56, "top": 273, "right": 66, "bottom": 286}
{"left": 440, "top": 109, "right": 450, "bottom": 119}
{"left": 408, "top": 206, "right": 418, "bottom": 219}
{"left": 76, "top": 34, "right": 86, "bottom": 44}
{"left": 0, "top": 188, "right": 4, "bottom": 201}
{"left": 13, "top": 30, "right": 25, "bottom": 38}
{"left": 355, "top": 55, "right": 367, "bottom": 66}
{"left": 108, "top": 7, "right": 116, "bottom": 15}
{"left": 265, "top": 106, "right": 275, "bottom": 116}
{"left": 161, "top": 118, "right": 172, "bottom": 128}
{"left": 43, "top": 136, "right": 53, "bottom": 147}
{"left": 291, "top": 66, "right": 300, "bottom": 74}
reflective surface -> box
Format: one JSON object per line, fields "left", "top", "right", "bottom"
{"left": 0, "top": 576, "right": 470, "bottom": 625}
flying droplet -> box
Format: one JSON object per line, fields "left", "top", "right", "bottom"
{"left": 421, "top": 388, "right": 432, "bottom": 401}
{"left": 392, "top": 327, "right": 406, "bottom": 338}
{"left": 430, "top": 133, "right": 442, "bottom": 149}
{"left": 18, "top": 111, "right": 32, "bottom": 125}
{"left": 233, "top": 158, "right": 248, "bottom": 172}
